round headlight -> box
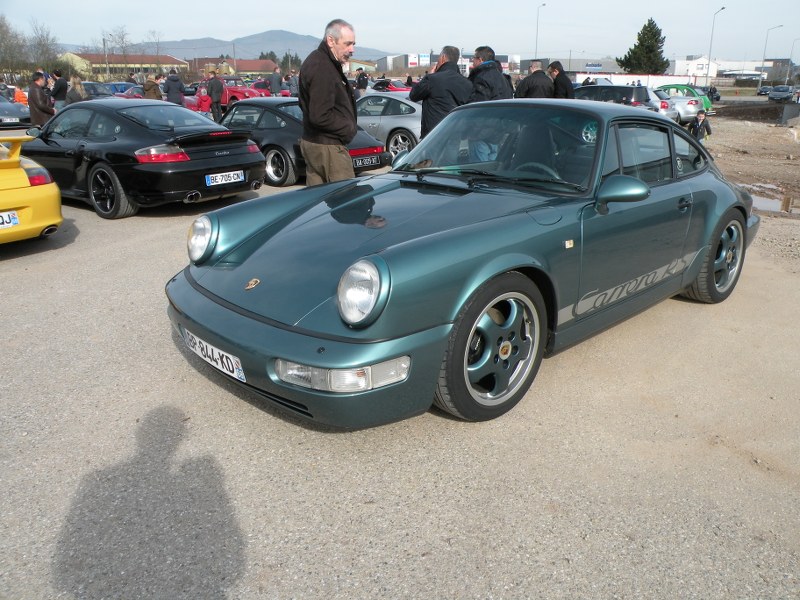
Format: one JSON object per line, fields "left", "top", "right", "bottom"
{"left": 338, "top": 260, "right": 381, "bottom": 326}
{"left": 187, "top": 215, "right": 212, "bottom": 263}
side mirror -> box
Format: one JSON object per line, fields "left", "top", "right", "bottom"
{"left": 25, "top": 126, "right": 42, "bottom": 138}
{"left": 595, "top": 174, "right": 650, "bottom": 215}
{"left": 391, "top": 150, "right": 409, "bottom": 168}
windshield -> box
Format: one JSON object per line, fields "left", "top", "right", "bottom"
{"left": 772, "top": 86, "right": 790, "bottom": 92}
{"left": 117, "top": 104, "right": 214, "bottom": 130}
{"left": 224, "top": 78, "right": 246, "bottom": 87}
{"left": 392, "top": 104, "right": 600, "bottom": 191}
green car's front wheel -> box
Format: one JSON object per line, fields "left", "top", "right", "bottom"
{"left": 434, "top": 272, "right": 547, "bottom": 421}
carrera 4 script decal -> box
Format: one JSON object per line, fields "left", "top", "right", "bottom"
{"left": 557, "top": 249, "right": 701, "bottom": 325}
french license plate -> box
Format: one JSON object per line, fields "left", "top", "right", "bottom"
{"left": 352, "top": 155, "right": 380, "bottom": 168}
{"left": 0, "top": 210, "right": 20, "bottom": 229}
{"left": 183, "top": 328, "right": 246, "bottom": 382}
{"left": 205, "top": 170, "right": 244, "bottom": 186}
{"left": 1, "top": 117, "right": 19, "bottom": 123}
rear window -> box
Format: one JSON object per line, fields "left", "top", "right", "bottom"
{"left": 118, "top": 105, "right": 214, "bottom": 130}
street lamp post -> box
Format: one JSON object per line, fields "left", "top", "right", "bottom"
{"left": 759, "top": 24, "right": 783, "bottom": 84}
{"left": 705, "top": 6, "right": 725, "bottom": 87}
{"left": 785, "top": 38, "right": 800, "bottom": 85}
{"left": 535, "top": 3, "right": 546, "bottom": 60}
{"left": 102, "top": 37, "right": 110, "bottom": 80}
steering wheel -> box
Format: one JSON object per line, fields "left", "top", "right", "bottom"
{"left": 515, "top": 162, "right": 560, "bottom": 179}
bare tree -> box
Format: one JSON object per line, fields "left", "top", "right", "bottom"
{"left": 145, "top": 30, "right": 163, "bottom": 73}
{"left": 108, "top": 26, "right": 133, "bottom": 59}
{"left": 28, "top": 19, "right": 59, "bottom": 68}
{"left": 0, "top": 15, "right": 29, "bottom": 78}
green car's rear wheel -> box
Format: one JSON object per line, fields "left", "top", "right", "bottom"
{"left": 434, "top": 272, "right": 546, "bottom": 421}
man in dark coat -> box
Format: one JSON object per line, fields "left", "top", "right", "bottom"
{"left": 514, "top": 60, "right": 554, "bottom": 99}
{"left": 50, "top": 69, "right": 68, "bottom": 109}
{"left": 28, "top": 72, "right": 54, "bottom": 126}
{"left": 299, "top": 19, "right": 358, "bottom": 186}
{"left": 466, "top": 46, "right": 513, "bottom": 103}
{"left": 548, "top": 61, "right": 575, "bottom": 99}
{"left": 162, "top": 69, "right": 185, "bottom": 105}
{"left": 268, "top": 67, "right": 283, "bottom": 96}
{"left": 409, "top": 46, "right": 472, "bottom": 138}
{"left": 206, "top": 70, "right": 224, "bottom": 122}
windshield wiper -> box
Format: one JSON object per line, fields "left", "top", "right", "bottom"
{"left": 463, "top": 170, "right": 588, "bottom": 192}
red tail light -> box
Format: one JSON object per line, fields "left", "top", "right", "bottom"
{"left": 688, "top": 99, "right": 700, "bottom": 106}
{"left": 135, "top": 144, "right": 190, "bottom": 163}
{"left": 20, "top": 158, "right": 53, "bottom": 186}
{"left": 660, "top": 101, "right": 669, "bottom": 109}
{"left": 349, "top": 146, "right": 383, "bottom": 157}
{"left": 247, "top": 143, "right": 260, "bottom": 153}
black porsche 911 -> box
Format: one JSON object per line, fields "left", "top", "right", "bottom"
{"left": 23, "top": 99, "right": 266, "bottom": 219}
{"left": 219, "top": 97, "right": 391, "bottom": 186}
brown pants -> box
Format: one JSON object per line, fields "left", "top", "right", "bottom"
{"left": 300, "top": 139, "right": 355, "bottom": 186}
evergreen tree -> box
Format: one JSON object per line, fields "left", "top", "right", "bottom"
{"left": 616, "top": 18, "right": 671, "bottom": 74}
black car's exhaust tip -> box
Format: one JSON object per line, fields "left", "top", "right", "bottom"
{"left": 251, "top": 179, "right": 263, "bottom": 191}
{"left": 185, "top": 191, "right": 201, "bottom": 203}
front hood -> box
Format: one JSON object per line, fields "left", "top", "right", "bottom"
{"left": 192, "top": 175, "right": 553, "bottom": 325}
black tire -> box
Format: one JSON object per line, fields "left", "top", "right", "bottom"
{"left": 682, "top": 209, "right": 746, "bottom": 303}
{"left": 434, "top": 272, "right": 547, "bottom": 421}
{"left": 386, "top": 129, "right": 417, "bottom": 157}
{"left": 263, "top": 146, "right": 297, "bottom": 187}
{"left": 88, "top": 163, "right": 138, "bottom": 219}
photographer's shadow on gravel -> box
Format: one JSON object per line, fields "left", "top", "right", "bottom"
{"left": 52, "top": 406, "right": 245, "bottom": 599}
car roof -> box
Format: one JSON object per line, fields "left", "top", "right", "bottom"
{"left": 229, "top": 97, "right": 298, "bottom": 106}
{"left": 456, "top": 98, "right": 673, "bottom": 122}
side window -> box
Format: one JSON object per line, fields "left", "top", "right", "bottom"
{"left": 673, "top": 133, "right": 706, "bottom": 177}
{"left": 227, "top": 106, "right": 263, "bottom": 128}
{"left": 600, "top": 125, "right": 620, "bottom": 180}
{"left": 617, "top": 124, "right": 672, "bottom": 185}
{"left": 257, "top": 110, "right": 286, "bottom": 130}
{"left": 277, "top": 104, "right": 303, "bottom": 121}
{"left": 87, "top": 113, "right": 122, "bottom": 138}
{"left": 49, "top": 109, "right": 93, "bottom": 139}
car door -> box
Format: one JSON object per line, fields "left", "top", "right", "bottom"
{"left": 356, "top": 95, "right": 389, "bottom": 142}
{"left": 23, "top": 107, "right": 94, "bottom": 191}
{"left": 576, "top": 121, "right": 693, "bottom": 319}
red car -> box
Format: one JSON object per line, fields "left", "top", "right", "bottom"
{"left": 370, "top": 79, "right": 412, "bottom": 93}
{"left": 200, "top": 76, "right": 261, "bottom": 109}
{"left": 116, "top": 85, "right": 200, "bottom": 111}
{"left": 249, "top": 79, "right": 290, "bottom": 97}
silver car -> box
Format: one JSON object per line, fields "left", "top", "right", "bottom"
{"left": 356, "top": 93, "right": 422, "bottom": 157}
{"left": 574, "top": 85, "right": 678, "bottom": 122}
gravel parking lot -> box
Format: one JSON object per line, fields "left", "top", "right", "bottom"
{"left": 2, "top": 154, "right": 799, "bottom": 597}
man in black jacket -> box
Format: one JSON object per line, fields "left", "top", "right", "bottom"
{"left": 548, "top": 61, "right": 575, "bottom": 99}
{"left": 206, "top": 71, "right": 224, "bottom": 122}
{"left": 514, "top": 60, "right": 554, "bottom": 99}
{"left": 162, "top": 69, "right": 185, "bottom": 105}
{"left": 409, "top": 46, "right": 472, "bottom": 138}
{"left": 466, "top": 46, "right": 513, "bottom": 103}
{"left": 299, "top": 19, "right": 358, "bottom": 186}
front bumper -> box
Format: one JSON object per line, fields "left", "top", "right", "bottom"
{"left": 165, "top": 268, "right": 451, "bottom": 428}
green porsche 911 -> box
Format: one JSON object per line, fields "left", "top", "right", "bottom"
{"left": 166, "top": 99, "right": 759, "bottom": 428}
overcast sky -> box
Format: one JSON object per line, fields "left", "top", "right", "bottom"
{"left": 4, "top": 0, "right": 799, "bottom": 62}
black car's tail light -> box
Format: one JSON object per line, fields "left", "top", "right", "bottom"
{"left": 349, "top": 146, "right": 384, "bottom": 158}
{"left": 135, "top": 144, "right": 191, "bottom": 163}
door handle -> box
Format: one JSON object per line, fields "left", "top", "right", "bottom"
{"left": 678, "top": 198, "right": 692, "bottom": 210}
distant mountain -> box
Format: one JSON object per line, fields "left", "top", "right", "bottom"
{"left": 116, "top": 30, "right": 394, "bottom": 62}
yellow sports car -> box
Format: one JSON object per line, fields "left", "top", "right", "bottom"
{"left": 0, "top": 135, "right": 62, "bottom": 244}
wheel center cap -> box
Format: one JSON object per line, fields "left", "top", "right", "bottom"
{"left": 498, "top": 341, "right": 513, "bottom": 360}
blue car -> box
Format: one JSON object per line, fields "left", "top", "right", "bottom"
{"left": 166, "top": 100, "right": 759, "bottom": 428}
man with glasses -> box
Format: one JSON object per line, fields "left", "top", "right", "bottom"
{"left": 466, "top": 46, "right": 513, "bottom": 103}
